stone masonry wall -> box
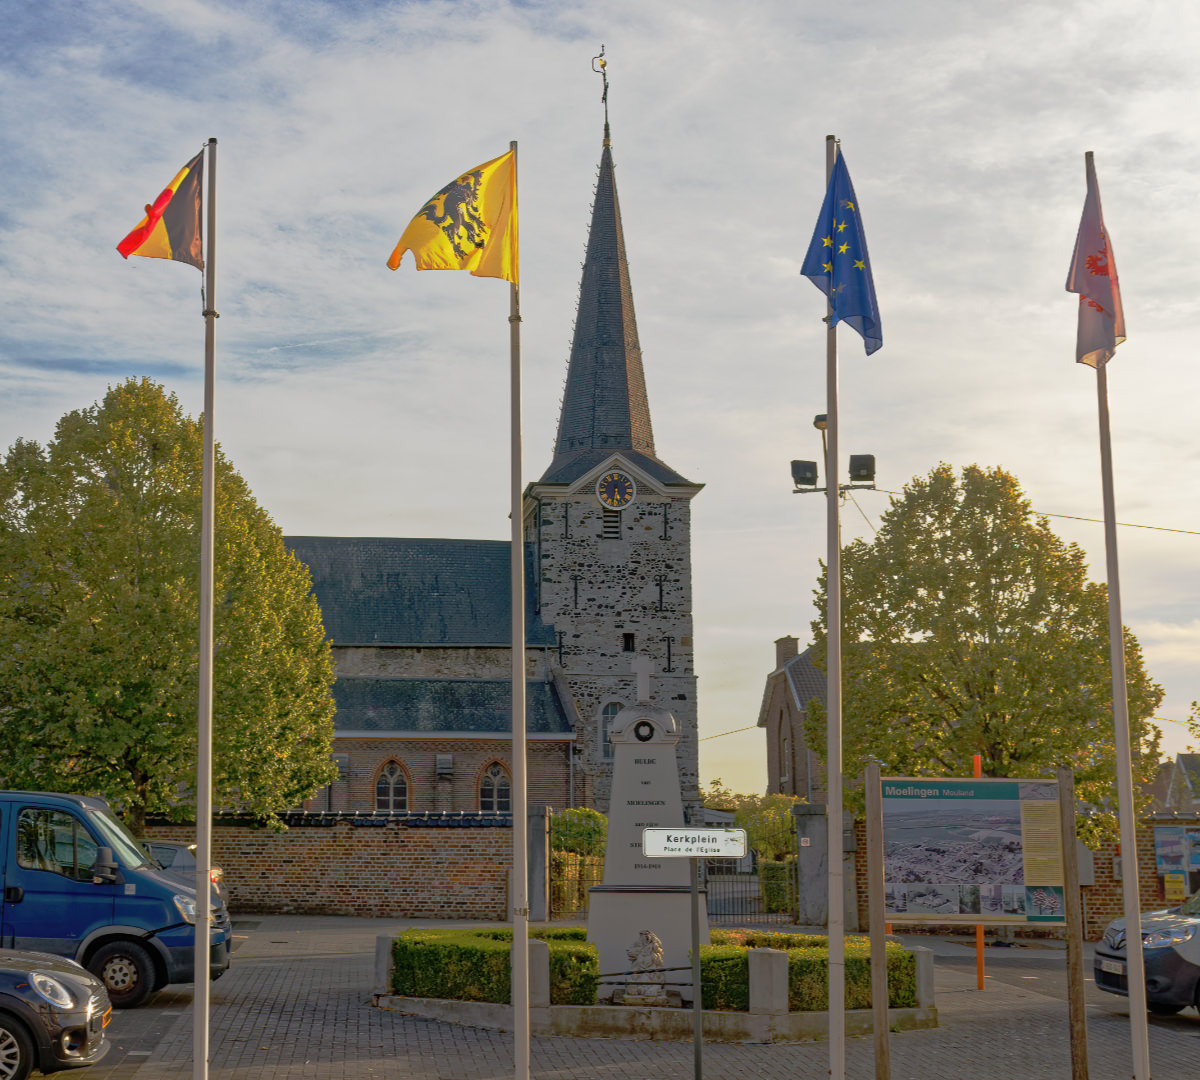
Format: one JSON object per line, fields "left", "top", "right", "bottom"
{"left": 144, "top": 820, "right": 511, "bottom": 920}
{"left": 532, "top": 491, "right": 699, "bottom": 817}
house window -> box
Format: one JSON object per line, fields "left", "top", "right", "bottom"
{"left": 480, "top": 764, "right": 512, "bottom": 813}
{"left": 375, "top": 761, "right": 408, "bottom": 811}
{"left": 600, "top": 702, "right": 622, "bottom": 761}
{"left": 602, "top": 509, "right": 622, "bottom": 539}
{"left": 622, "top": 633, "right": 636, "bottom": 652}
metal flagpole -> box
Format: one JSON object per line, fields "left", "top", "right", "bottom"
{"left": 506, "top": 140, "right": 531, "bottom": 1080}
{"left": 823, "top": 132, "right": 846, "bottom": 1080}
{"left": 194, "top": 135, "right": 218, "bottom": 1080}
{"left": 1095, "top": 359, "right": 1150, "bottom": 1080}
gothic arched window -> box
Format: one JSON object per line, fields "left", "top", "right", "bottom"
{"left": 375, "top": 761, "right": 409, "bottom": 811}
{"left": 480, "top": 764, "right": 512, "bottom": 813}
{"left": 600, "top": 702, "right": 622, "bottom": 761}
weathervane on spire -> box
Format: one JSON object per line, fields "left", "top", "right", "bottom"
{"left": 592, "top": 44, "right": 610, "bottom": 145}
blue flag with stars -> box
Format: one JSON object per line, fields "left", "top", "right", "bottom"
{"left": 801, "top": 152, "right": 882, "bottom": 355}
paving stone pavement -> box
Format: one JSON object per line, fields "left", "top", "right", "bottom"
{"left": 94, "top": 915, "right": 1200, "bottom": 1080}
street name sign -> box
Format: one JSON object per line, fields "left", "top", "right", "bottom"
{"left": 642, "top": 828, "right": 747, "bottom": 858}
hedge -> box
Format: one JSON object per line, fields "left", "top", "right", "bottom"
{"left": 391, "top": 927, "right": 598, "bottom": 1005}
{"left": 392, "top": 927, "right": 916, "bottom": 1013}
{"left": 758, "top": 859, "right": 797, "bottom": 915}
{"left": 708, "top": 929, "right": 916, "bottom": 1011}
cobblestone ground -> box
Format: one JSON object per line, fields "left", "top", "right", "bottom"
{"left": 95, "top": 915, "right": 1199, "bottom": 1080}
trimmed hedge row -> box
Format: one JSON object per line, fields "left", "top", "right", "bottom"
{"left": 708, "top": 930, "right": 917, "bottom": 1011}
{"left": 391, "top": 928, "right": 916, "bottom": 1013}
{"left": 392, "top": 927, "right": 597, "bottom": 1005}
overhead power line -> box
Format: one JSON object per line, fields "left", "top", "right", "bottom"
{"left": 870, "top": 490, "right": 1198, "bottom": 538}
{"left": 699, "top": 725, "right": 758, "bottom": 742}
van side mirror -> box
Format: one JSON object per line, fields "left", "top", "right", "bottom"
{"left": 93, "top": 846, "right": 118, "bottom": 884}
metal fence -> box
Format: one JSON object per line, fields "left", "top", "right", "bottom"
{"left": 549, "top": 850, "right": 604, "bottom": 919}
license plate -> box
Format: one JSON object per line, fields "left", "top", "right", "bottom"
{"left": 1100, "top": 958, "right": 1124, "bottom": 975}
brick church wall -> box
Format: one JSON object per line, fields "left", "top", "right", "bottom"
{"left": 312, "top": 738, "right": 573, "bottom": 813}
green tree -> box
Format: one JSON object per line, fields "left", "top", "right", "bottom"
{"left": 0, "top": 378, "right": 337, "bottom": 834}
{"left": 550, "top": 807, "right": 607, "bottom": 857}
{"left": 702, "top": 780, "right": 800, "bottom": 861}
{"left": 806, "top": 464, "right": 1162, "bottom": 838}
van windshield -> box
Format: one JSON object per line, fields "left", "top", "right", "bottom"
{"left": 86, "top": 806, "right": 153, "bottom": 868}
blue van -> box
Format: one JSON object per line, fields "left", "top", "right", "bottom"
{"left": 0, "top": 791, "right": 230, "bottom": 1008}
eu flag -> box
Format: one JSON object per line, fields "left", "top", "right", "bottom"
{"left": 801, "top": 152, "right": 882, "bottom": 355}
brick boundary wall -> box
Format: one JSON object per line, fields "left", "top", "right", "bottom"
{"left": 145, "top": 821, "right": 512, "bottom": 920}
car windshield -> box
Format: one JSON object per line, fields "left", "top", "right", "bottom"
{"left": 1177, "top": 891, "right": 1200, "bottom": 917}
{"left": 86, "top": 806, "right": 153, "bottom": 868}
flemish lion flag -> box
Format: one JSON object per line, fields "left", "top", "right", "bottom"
{"left": 1066, "top": 155, "right": 1125, "bottom": 368}
{"left": 388, "top": 150, "right": 517, "bottom": 283}
{"left": 117, "top": 151, "right": 204, "bottom": 270}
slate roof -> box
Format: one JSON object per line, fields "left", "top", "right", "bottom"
{"left": 540, "top": 136, "right": 691, "bottom": 487}
{"left": 783, "top": 647, "right": 826, "bottom": 710}
{"left": 332, "top": 677, "right": 572, "bottom": 735}
{"left": 757, "top": 645, "right": 826, "bottom": 728}
{"left": 285, "top": 537, "right": 556, "bottom": 647}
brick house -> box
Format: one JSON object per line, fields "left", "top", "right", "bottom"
{"left": 758, "top": 636, "right": 827, "bottom": 802}
{"left": 286, "top": 122, "right": 702, "bottom": 820}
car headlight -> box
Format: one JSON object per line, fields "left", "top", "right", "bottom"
{"left": 31, "top": 973, "right": 76, "bottom": 1009}
{"left": 174, "top": 893, "right": 197, "bottom": 924}
{"left": 1143, "top": 926, "right": 1197, "bottom": 949}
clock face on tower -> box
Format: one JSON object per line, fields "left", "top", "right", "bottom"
{"left": 596, "top": 471, "right": 636, "bottom": 510}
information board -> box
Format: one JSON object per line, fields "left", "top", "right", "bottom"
{"left": 880, "top": 777, "right": 1065, "bottom": 924}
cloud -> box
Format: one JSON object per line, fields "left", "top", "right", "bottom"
{"left": 2, "top": 0, "right": 1199, "bottom": 793}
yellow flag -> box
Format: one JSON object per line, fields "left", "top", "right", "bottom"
{"left": 387, "top": 150, "right": 518, "bottom": 283}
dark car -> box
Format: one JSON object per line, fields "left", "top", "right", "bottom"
{"left": 1094, "top": 890, "right": 1200, "bottom": 1014}
{"left": 0, "top": 949, "right": 110, "bottom": 1080}
{"left": 144, "top": 841, "right": 230, "bottom": 909}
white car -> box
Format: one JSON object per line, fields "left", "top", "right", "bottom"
{"left": 1094, "top": 891, "right": 1200, "bottom": 1015}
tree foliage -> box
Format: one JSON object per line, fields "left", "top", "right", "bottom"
{"left": 550, "top": 807, "right": 607, "bottom": 857}
{"left": 702, "top": 780, "right": 801, "bottom": 861}
{"left": 805, "top": 464, "right": 1163, "bottom": 837}
{"left": 0, "top": 378, "right": 337, "bottom": 834}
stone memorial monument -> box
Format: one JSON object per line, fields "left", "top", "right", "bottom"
{"left": 587, "top": 655, "right": 708, "bottom": 1004}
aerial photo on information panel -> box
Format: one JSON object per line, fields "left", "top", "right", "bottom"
{"left": 882, "top": 780, "right": 1063, "bottom": 920}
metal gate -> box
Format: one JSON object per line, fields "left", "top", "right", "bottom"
{"left": 705, "top": 832, "right": 799, "bottom": 926}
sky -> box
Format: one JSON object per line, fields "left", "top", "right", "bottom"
{"left": 2, "top": 0, "right": 1198, "bottom": 796}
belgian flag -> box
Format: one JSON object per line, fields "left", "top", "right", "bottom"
{"left": 117, "top": 151, "right": 204, "bottom": 270}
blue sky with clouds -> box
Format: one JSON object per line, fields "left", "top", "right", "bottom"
{"left": 3, "top": 0, "right": 1198, "bottom": 792}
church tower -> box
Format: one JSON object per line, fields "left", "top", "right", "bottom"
{"left": 524, "top": 91, "right": 702, "bottom": 815}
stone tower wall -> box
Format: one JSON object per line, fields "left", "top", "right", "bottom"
{"left": 529, "top": 489, "right": 699, "bottom": 815}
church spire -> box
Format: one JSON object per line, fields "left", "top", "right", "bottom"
{"left": 540, "top": 52, "right": 689, "bottom": 486}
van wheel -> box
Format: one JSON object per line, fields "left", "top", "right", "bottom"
{"left": 89, "top": 941, "right": 155, "bottom": 1008}
{"left": 0, "top": 1015, "right": 34, "bottom": 1080}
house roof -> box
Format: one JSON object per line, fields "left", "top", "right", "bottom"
{"left": 539, "top": 134, "right": 690, "bottom": 488}
{"left": 286, "top": 537, "right": 556, "bottom": 647}
{"left": 758, "top": 645, "right": 826, "bottom": 727}
{"left": 331, "top": 677, "right": 572, "bottom": 736}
